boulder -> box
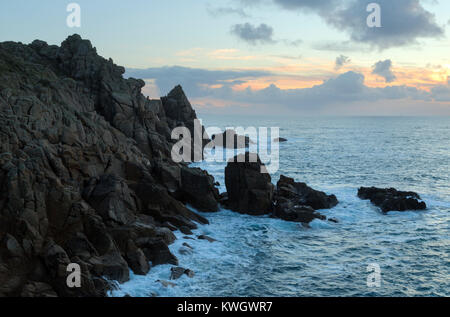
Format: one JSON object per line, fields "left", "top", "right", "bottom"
{"left": 211, "top": 129, "right": 252, "bottom": 149}
{"left": 170, "top": 267, "right": 186, "bottom": 280}
{"left": 87, "top": 252, "right": 130, "bottom": 284}
{"left": 126, "top": 247, "right": 150, "bottom": 276}
{"left": 273, "top": 203, "right": 326, "bottom": 224}
{"left": 273, "top": 137, "right": 287, "bottom": 143}
{"left": 358, "top": 187, "right": 427, "bottom": 213}
{"left": 135, "top": 178, "right": 209, "bottom": 229}
{"left": 197, "top": 235, "right": 217, "bottom": 243}
{"left": 170, "top": 267, "right": 195, "bottom": 280}
{"left": 136, "top": 238, "right": 178, "bottom": 266}
{"left": 272, "top": 175, "right": 338, "bottom": 224}
{"left": 224, "top": 153, "right": 274, "bottom": 215}
{"left": 276, "top": 175, "right": 338, "bottom": 210}
{"left": 179, "top": 226, "right": 193, "bottom": 235}
{"left": 180, "top": 166, "right": 219, "bottom": 212}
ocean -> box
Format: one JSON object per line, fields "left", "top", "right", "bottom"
{"left": 111, "top": 116, "right": 450, "bottom": 297}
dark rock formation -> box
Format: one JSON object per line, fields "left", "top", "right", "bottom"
{"left": 224, "top": 153, "right": 274, "bottom": 215}
{"left": 211, "top": 129, "right": 252, "bottom": 149}
{"left": 170, "top": 266, "right": 195, "bottom": 280}
{"left": 161, "top": 85, "right": 210, "bottom": 161}
{"left": 179, "top": 166, "right": 219, "bottom": 212}
{"left": 275, "top": 175, "right": 338, "bottom": 210}
{"left": 358, "top": 187, "right": 427, "bottom": 213}
{"left": 273, "top": 137, "right": 287, "bottom": 143}
{"left": 197, "top": 235, "right": 217, "bottom": 243}
{"left": 153, "top": 161, "right": 219, "bottom": 212}
{"left": 0, "top": 34, "right": 219, "bottom": 297}
{"left": 272, "top": 175, "right": 338, "bottom": 224}
{"left": 273, "top": 204, "right": 326, "bottom": 224}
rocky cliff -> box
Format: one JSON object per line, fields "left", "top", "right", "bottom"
{"left": 0, "top": 34, "right": 218, "bottom": 297}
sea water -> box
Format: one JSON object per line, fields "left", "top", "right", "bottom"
{"left": 111, "top": 116, "right": 449, "bottom": 297}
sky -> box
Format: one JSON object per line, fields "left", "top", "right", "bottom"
{"left": 1, "top": 0, "right": 450, "bottom": 116}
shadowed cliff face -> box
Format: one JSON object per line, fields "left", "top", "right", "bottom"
{"left": 0, "top": 34, "right": 218, "bottom": 297}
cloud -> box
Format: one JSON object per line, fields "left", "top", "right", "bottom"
{"left": 231, "top": 23, "right": 275, "bottom": 45}
{"left": 273, "top": 0, "right": 336, "bottom": 12}
{"left": 194, "top": 71, "right": 433, "bottom": 114}
{"left": 281, "top": 39, "right": 303, "bottom": 47}
{"left": 312, "top": 41, "right": 370, "bottom": 52}
{"left": 271, "top": 0, "right": 444, "bottom": 50}
{"left": 216, "top": 71, "right": 432, "bottom": 110}
{"left": 431, "top": 77, "right": 450, "bottom": 101}
{"left": 207, "top": 6, "right": 250, "bottom": 18}
{"left": 372, "top": 59, "right": 396, "bottom": 83}
{"left": 335, "top": 55, "right": 351, "bottom": 70}
{"left": 271, "top": 54, "right": 302, "bottom": 60}
{"left": 125, "top": 66, "right": 272, "bottom": 96}
{"left": 128, "top": 65, "right": 442, "bottom": 114}
{"left": 329, "top": 0, "right": 444, "bottom": 49}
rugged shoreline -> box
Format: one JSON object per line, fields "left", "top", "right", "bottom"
{"left": 0, "top": 34, "right": 220, "bottom": 297}
{"left": 0, "top": 35, "right": 428, "bottom": 297}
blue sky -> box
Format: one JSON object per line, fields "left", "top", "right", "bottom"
{"left": 1, "top": 0, "right": 450, "bottom": 115}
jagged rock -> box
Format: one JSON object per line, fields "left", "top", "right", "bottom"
{"left": 328, "top": 217, "right": 339, "bottom": 223}
{"left": 180, "top": 166, "right": 219, "bottom": 212}
{"left": 0, "top": 35, "right": 217, "bottom": 297}
{"left": 179, "top": 226, "right": 193, "bottom": 235}
{"left": 155, "top": 161, "right": 219, "bottom": 212}
{"left": 83, "top": 175, "right": 137, "bottom": 226}
{"left": 170, "top": 267, "right": 195, "bottom": 280}
{"left": 211, "top": 129, "right": 252, "bottom": 149}
{"left": 358, "top": 187, "right": 427, "bottom": 213}
{"left": 276, "top": 175, "right": 338, "bottom": 210}
{"left": 64, "top": 232, "right": 99, "bottom": 260}
{"left": 273, "top": 137, "right": 287, "bottom": 143}
{"left": 88, "top": 251, "right": 130, "bottom": 284}
{"left": 155, "top": 227, "right": 177, "bottom": 245}
{"left": 161, "top": 85, "right": 209, "bottom": 161}
{"left": 273, "top": 203, "right": 326, "bottom": 224}
{"left": 170, "top": 267, "right": 186, "bottom": 280}
{"left": 197, "top": 235, "right": 217, "bottom": 243}
{"left": 20, "top": 282, "right": 58, "bottom": 297}
{"left": 135, "top": 177, "right": 209, "bottom": 229}
{"left": 126, "top": 247, "right": 150, "bottom": 276}
{"left": 162, "top": 222, "right": 178, "bottom": 231}
{"left": 224, "top": 153, "right": 274, "bottom": 215}
{"left": 136, "top": 238, "right": 178, "bottom": 266}
{"left": 42, "top": 240, "right": 71, "bottom": 279}
{"left": 272, "top": 175, "right": 337, "bottom": 224}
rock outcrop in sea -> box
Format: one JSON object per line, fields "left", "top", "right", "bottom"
{"left": 211, "top": 129, "right": 252, "bottom": 149}
{"left": 358, "top": 187, "right": 427, "bottom": 213}
{"left": 273, "top": 175, "right": 338, "bottom": 224}
{"left": 224, "top": 153, "right": 274, "bottom": 215}
{"left": 0, "top": 34, "right": 219, "bottom": 296}
{"left": 223, "top": 153, "right": 338, "bottom": 224}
